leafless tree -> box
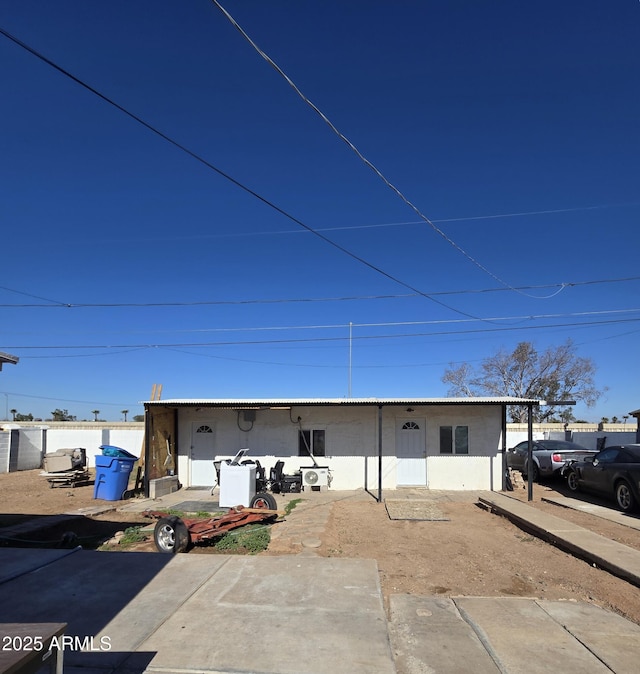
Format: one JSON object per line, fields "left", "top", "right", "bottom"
{"left": 442, "top": 339, "right": 604, "bottom": 422}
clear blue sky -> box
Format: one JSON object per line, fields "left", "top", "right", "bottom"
{"left": 1, "top": 0, "right": 639, "bottom": 422}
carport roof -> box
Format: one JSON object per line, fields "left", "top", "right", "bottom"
{"left": 0, "top": 351, "right": 19, "bottom": 370}
{"left": 143, "top": 397, "right": 541, "bottom": 408}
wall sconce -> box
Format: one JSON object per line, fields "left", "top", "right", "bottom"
{"left": 406, "top": 407, "right": 414, "bottom": 413}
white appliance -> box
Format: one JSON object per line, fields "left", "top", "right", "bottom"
{"left": 219, "top": 462, "right": 256, "bottom": 507}
{"left": 301, "top": 467, "right": 329, "bottom": 488}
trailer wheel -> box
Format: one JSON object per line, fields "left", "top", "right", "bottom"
{"left": 154, "top": 516, "right": 190, "bottom": 553}
{"left": 250, "top": 492, "right": 277, "bottom": 510}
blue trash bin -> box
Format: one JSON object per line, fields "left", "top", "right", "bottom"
{"left": 94, "top": 455, "right": 137, "bottom": 501}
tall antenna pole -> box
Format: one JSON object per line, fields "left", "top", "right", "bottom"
{"left": 348, "top": 322, "right": 353, "bottom": 398}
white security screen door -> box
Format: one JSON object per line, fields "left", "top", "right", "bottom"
{"left": 190, "top": 423, "right": 216, "bottom": 486}
{"left": 396, "top": 419, "right": 427, "bottom": 486}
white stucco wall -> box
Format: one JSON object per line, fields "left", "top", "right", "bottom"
{"left": 175, "top": 404, "right": 505, "bottom": 491}
{"left": 34, "top": 425, "right": 144, "bottom": 466}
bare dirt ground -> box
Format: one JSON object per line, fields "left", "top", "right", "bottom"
{"left": 3, "top": 469, "right": 640, "bottom": 626}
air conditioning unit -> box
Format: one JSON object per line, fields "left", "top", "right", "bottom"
{"left": 301, "top": 467, "right": 329, "bottom": 488}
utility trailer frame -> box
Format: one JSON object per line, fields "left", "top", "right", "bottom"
{"left": 145, "top": 500, "right": 283, "bottom": 553}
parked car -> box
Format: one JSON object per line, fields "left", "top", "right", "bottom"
{"left": 564, "top": 445, "right": 640, "bottom": 513}
{"left": 506, "top": 440, "right": 596, "bottom": 481}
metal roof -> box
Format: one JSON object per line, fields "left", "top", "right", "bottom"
{"left": 143, "top": 397, "right": 541, "bottom": 407}
{"left": 0, "top": 351, "right": 19, "bottom": 371}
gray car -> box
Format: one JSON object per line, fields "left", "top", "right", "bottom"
{"left": 506, "top": 439, "right": 596, "bottom": 482}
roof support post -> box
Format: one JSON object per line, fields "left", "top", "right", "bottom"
{"left": 501, "top": 403, "right": 507, "bottom": 490}
{"left": 527, "top": 403, "right": 534, "bottom": 501}
{"left": 377, "top": 405, "right": 383, "bottom": 503}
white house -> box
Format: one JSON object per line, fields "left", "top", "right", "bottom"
{"left": 142, "top": 397, "right": 541, "bottom": 496}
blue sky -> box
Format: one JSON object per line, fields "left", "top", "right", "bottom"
{"left": 1, "top": 0, "right": 639, "bottom": 422}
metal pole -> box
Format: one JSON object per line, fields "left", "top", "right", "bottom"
{"left": 378, "top": 405, "right": 383, "bottom": 502}
{"left": 348, "top": 322, "right": 352, "bottom": 398}
{"left": 527, "top": 403, "right": 534, "bottom": 501}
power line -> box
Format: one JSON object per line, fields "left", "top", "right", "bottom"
{"left": 0, "top": 25, "right": 483, "bottom": 323}
{"left": 210, "top": 0, "right": 561, "bottom": 301}
{"left": 1, "top": 275, "right": 639, "bottom": 309}
{"left": 7, "top": 307, "right": 640, "bottom": 338}
{"left": 7, "top": 316, "right": 640, "bottom": 351}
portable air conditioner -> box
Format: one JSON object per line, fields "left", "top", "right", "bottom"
{"left": 301, "top": 467, "right": 329, "bottom": 488}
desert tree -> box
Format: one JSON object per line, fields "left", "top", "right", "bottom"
{"left": 441, "top": 339, "right": 604, "bottom": 422}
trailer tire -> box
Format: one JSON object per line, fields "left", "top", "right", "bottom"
{"left": 250, "top": 492, "right": 277, "bottom": 510}
{"left": 154, "top": 516, "right": 190, "bottom": 553}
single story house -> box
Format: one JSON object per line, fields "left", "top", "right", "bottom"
{"left": 142, "top": 397, "right": 540, "bottom": 497}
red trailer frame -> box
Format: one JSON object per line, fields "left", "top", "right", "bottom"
{"left": 145, "top": 504, "right": 282, "bottom": 553}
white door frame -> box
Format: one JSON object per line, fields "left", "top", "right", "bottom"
{"left": 189, "top": 421, "right": 216, "bottom": 487}
{"left": 396, "top": 418, "right": 427, "bottom": 486}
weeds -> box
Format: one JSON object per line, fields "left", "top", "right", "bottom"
{"left": 212, "top": 524, "right": 270, "bottom": 554}
{"left": 284, "top": 498, "right": 303, "bottom": 516}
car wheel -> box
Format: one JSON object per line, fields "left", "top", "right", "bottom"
{"left": 615, "top": 481, "right": 636, "bottom": 513}
{"left": 566, "top": 470, "right": 580, "bottom": 492}
{"left": 250, "top": 492, "right": 278, "bottom": 510}
{"left": 154, "top": 516, "right": 190, "bottom": 553}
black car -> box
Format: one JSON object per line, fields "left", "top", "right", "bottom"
{"left": 565, "top": 444, "right": 640, "bottom": 513}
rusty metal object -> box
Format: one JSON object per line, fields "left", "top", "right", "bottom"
{"left": 145, "top": 505, "right": 281, "bottom": 547}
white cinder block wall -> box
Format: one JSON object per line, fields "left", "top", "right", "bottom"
{"left": 176, "top": 404, "right": 505, "bottom": 491}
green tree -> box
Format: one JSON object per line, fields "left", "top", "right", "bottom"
{"left": 442, "top": 339, "right": 604, "bottom": 422}
{"left": 132, "top": 414, "right": 144, "bottom": 422}
{"left": 15, "top": 412, "right": 34, "bottom": 421}
{"left": 91, "top": 410, "right": 100, "bottom": 422}
{"left": 121, "top": 409, "right": 129, "bottom": 422}
{"left": 9, "top": 409, "right": 17, "bottom": 421}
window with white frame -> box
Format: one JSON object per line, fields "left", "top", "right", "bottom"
{"left": 439, "top": 425, "right": 469, "bottom": 454}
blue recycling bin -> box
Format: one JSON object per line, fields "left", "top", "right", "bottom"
{"left": 94, "top": 454, "right": 137, "bottom": 501}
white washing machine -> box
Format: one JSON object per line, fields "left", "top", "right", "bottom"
{"left": 219, "top": 462, "right": 256, "bottom": 507}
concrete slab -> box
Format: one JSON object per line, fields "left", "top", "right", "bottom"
{"left": 542, "top": 495, "right": 640, "bottom": 531}
{"left": 138, "top": 556, "right": 394, "bottom": 674}
{"left": 479, "top": 493, "right": 640, "bottom": 587}
{"left": 0, "top": 550, "right": 394, "bottom": 674}
{"left": 455, "top": 597, "right": 611, "bottom": 674}
{"left": 539, "top": 600, "right": 640, "bottom": 673}
{"left": 0, "top": 547, "right": 77, "bottom": 584}
{"left": 388, "top": 595, "right": 501, "bottom": 673}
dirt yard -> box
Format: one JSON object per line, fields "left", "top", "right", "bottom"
{"left": 2, "top": 469, "right": 640, "bottom": 626}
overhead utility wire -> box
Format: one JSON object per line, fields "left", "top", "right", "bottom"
{"left": 8, "top": 308, "right": 640, "bottom": 338}
{"left": 0, "top": 26, "right": 480, "bottom": 322}
{"left": 211, "top": 0, "right": 559, "bottom": 301}
{"left": 1, "top": 275, "right": 638, "bottom": 309}
{"left": 7, "top": 316, "right": 640, "bottom": 351}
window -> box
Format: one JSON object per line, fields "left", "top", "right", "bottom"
{"left": 402, "top": 421, "right": 420, "bottom": 431}
{"left": 439, "top": 426, "right": 469, "bottom": 455}
{"left": 196, "top": 425, "right": 213, "bottom": 434}
{"left": 298, "top": 429, "right": 325, "bottom": 457}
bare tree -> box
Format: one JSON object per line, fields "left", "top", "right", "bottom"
{"left": 442, "top": 339, "right": 604, "bottom": 422}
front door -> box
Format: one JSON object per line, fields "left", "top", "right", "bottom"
{"left": 396, "top": 419, "right": 426, "bottom": 486}
{"left": 190, "top": 423, "right": 216, "bottom": 487}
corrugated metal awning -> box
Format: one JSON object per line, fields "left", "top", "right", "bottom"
{"left": 143, "top": 397, "right": 541, "bottom": 407}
